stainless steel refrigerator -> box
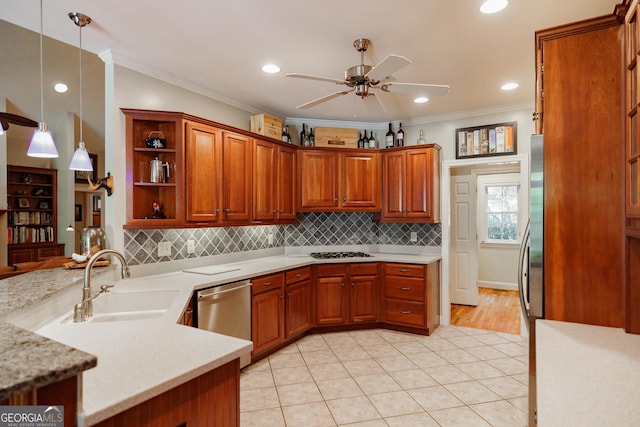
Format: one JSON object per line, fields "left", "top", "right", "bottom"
{"left": 518, "top": 133, "right": 544, "bottom": 426}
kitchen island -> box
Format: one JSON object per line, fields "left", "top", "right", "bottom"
{"left": 1, "top": 249, "right": 440, "bottom": 426}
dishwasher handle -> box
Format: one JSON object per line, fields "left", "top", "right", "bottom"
{"left": 197, "top": 281, "right": 252, "bottom": 300}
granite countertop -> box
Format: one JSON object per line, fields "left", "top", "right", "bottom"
{"left": 1, "top": 250, "right": 441, "bottom": 425}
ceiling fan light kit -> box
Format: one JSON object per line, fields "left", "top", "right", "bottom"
{"left": 286, "top": 38, "right": 449, "bottom": 112}
{"left": 28, "top": 0, "right": 59, "bottom": 159}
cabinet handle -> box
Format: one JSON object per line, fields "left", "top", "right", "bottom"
{"left": 343, "top": 197, "right": 347, "bottom": 202}
{"left": 287, "top": 293, "right": 291, "bottom": 297}
{"left": 272, "top": 209, "right": 276, "bottom": 213}
{"left": 399, "top": 310, "right": 411, "bottom": 315}
{"left": 295, "top": 273, "right": 302, "bottom": 277}
{"left": 279, "top": 210, "right": 284, "bottom": 213}
{"left": 341, "top": 283, "right": 345, "bottom": 287}
{"left": 280, "top": 295, "right": 285, "bottom": 300}
{"left": 399, "top": 287, "right": 411, "bottom": 291}
{"left": 263, "top": 282, "right": 272, "bottom": 286}
{"left": 398, "top": 269, "right": 410, "bottom": 273}
{"left": 334, "top": 198, "right": 338, "bottom": 202}
{"left": 225, "top": 208, "right": 230, "bottom": 212}
{"left": 215, "top": 209, "right": 220, "bottom": 213}
{"left": 351, "top": 283, "right": 355, "bottom": 287}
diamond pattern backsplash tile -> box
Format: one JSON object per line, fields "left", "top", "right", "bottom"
{"left": 123, "top": 213, "right": 441, "bottom": 265}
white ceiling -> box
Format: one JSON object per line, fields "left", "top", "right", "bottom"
{"left": 1, "top": 0, "right": 621, "bottom": 124}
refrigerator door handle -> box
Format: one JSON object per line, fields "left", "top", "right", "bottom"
{"left": 518, "top": 220, "right": 531, "bottom": 326}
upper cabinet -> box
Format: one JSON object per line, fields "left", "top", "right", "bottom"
{"left": 222, "top": 132, "right": 252, "bottom": 222}
{"left": 298, "top": 148, "right": 381, "bottom": 212}
{"left": 253, "top": 138, "right": 296, "bottom": 222}
{"left": 185, "top": 121, "right": 222, "bottom": 222}
{"left": 375, "top": 145, "right": 440, "bottom": 223}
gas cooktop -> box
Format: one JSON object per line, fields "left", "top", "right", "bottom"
{"left": 309, "top": 251, "right": 372, "bottom": 259}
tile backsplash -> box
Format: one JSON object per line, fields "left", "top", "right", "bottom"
{"left": 123, "top": 212, "right": 441, "bottom": 265}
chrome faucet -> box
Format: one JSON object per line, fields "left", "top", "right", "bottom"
{"left": 74, "top": 249, "right": 131, "bottom": 323}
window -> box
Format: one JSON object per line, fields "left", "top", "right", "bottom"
{"left": 477, "top": 173, "right": 522, "bottom": 244}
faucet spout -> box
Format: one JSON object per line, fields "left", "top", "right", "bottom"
{"left": 74, "top": 249, "right": 131, "bottom": 323}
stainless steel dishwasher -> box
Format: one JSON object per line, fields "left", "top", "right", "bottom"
{"left": 194, "top": 280, "right": 252, "bottom": 368}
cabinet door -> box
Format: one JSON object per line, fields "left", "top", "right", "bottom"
{"left": 253, "top": 139, "right": 276, "bottom": 221}
{"left": 185, "top": 122, "right": 222, "bottom": 222}
{"left": 405, "top": 148, "right": 433, "bottom": 219}
{"left": 251, "top": 287, "right": 284, "bottom": 355}
{"left": 299, "top": 150, "right": 339, "bottom": 208}
{"left": 277, "top": 145, "right": 297, "bottom": 219}
{"left": 223, "top": 132, "right": 252, "bottom": 221}
{"left": 316, "top": 276, "right": 347, "bottom": 325}
{"left": 342, "top": 152, "right": 381, "bottom": 209}
{"left": 381, "top": 151, "right": 406, "bottom": 218}
{"left": 285, "top": 279, "right": 312, "bottom": 338}
{"left": 350, "top": 275, "right": 378, "bottom": 323}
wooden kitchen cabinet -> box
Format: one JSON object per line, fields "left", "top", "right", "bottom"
{"left": 376, "top": 145, "right": 440, "bottom": 223}
{"left": 315, "top": 263, "right": 378, "bottom": 326}
{"left": 253, "top": 138, "right": 297, "bottom": 221}
{"left": 285, "top": 267, "right": 312, "bottom": 338}
{"left": 251, "top": 272, "right": 285, "bottom": 356}
{"left": 298, "top": 148, "right": 381, "bottom": 211}
{"left": 223, "top": 132, "right": 252, "bottom": 222}
{"left": 382, "top": 261, "right": 440, "bottom": 335}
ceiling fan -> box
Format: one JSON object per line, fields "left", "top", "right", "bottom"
{"left": 0, "top": 112, "right": 38, "bottom": 132}
{"left": 286, "top": 38, "right": 450, "bottom": 112}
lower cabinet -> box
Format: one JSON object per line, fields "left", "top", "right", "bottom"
{"left": 8, "top": 243, "right": 65, "bottom": 265}
{"left": 285, "top": 267, "right": 313, "bottom": 338}
{"left": 382, "top": 261, "right": 440, "bottom": 334}
{"left": 315, "top": 263, "right": 378, "bottom": 326}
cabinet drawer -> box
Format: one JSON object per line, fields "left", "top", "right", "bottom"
{"left": 350, "top": 263, "right": 378, "bottom": 276}
{"left": 286, "top": 267, "right": 311, "bottom": 284}
{"left": 384, "top": 263, "right": 424, "bottom": 277}
{"left": 385, "top": 299, "right": 425, "bottom": 327}
{"left": 252, "top": 272, "right": 284, "bottom": 295}
{"left": 316, "top": 264, "right": 347, "bottom": 277}
{"left": 384, "top": 276, "right": 425, "bottom": 302}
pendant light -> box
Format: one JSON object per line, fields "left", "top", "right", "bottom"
{"left": 28, "top": 0, "right": 59, "bottom": 158}
{"left": 68, "top": 12, "right": 93, "bottom": 171}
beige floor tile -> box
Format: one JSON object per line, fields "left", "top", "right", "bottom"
{"left": 511, "top": 373, "right": 528, "bottom": 385}
{"left": 470, "top": 400, "right": 527, "bottom": 427}
{"left": 316, "top": 377, "right": 363, "bottom": 400}
{"left": 297, "top": 334, "right": 331, "bottom": 352}
{"left": 435, "top": 348, "right": 479, "bottom": 364}
{"left": 338, "top": 420, "right": 388, "bottom": 427}
{"left": 277, "top": 382, "right": 324, "bottom": 406}
{"left": 385, "top": 412, "right": 440, "bottom": 427}
{"left": 375, "top": 354, "right": 419, "bottom": 372}
{"left": 421, "top": 337, "right": 460, "bottom": 351}
{"left": 430, "top": 406, "right": 492, "bottom": 427}
{"left": 333, "top": 346, "right": 372, "bottom": 362}
{"left": 368, "top": 390, "right": 423, "bottom": 417}
{"left": 496, "top": 331, "right": 526, "bottom": 342}
{"left": 447, "top": 335, "right": 485, "bottom": 349}
{"left": 240, "top": 407, "right": 286, "bottom": 427}
{"left": 326, "top": 396, "right": 382, "bottom": 425}
{"left": 515, "top": 355, "right": 528, "bottom": 364}
{"left": 486, "top": 357, "right": 528, "bottom": 375}
{"left": 473, "top": 332, "right": 512, "bottom": 345}
{"left": 309, "top": 362, "right": 351, "bottom": 381}
{"left": 242, "top": 356, "right": 270, "bottom": 372}
{"left": 378, "top": 330, "right": 418, "bottom": 343}
{"left": 269, "top": 351, "right": 305, "bottom": 369}
{"left": 405, "top": 350, "right": 449, "bottom": 368}
{"left": 479, "top": 375, "right": 528, "bottom": 399}
{"left": 349, "top": 330, "right": 387, "bottom": 346}
{"left": 432, "top": 326, "right": 466, "bottom": 338}
{"left": 240, "top": 386, "right": 281, "bottom": 412}
{"left": 342, "top": 358, "right": 385, "bottom": 376}
{"left": 423, "top": 364, "right": 474, "bottom": 384}
{"left": 508, "top": 396, "right": 529, "bottom": 413}
{"left": 325, "top": 334, "right": 360, "bottom": 349}
{"left": 240, "top": 368, "right": 275, "bottom": 389}
{"left": 391, "top": 340, "right": 429, "bottom": 355}
{"left": 282, "top": 401, "right": 337, "bottom": 427}
{"left": 408, "top": 385, "right": 465, "bottom": 411}
{"left": 491, "top": 342, "right": 528, "bottom": 357}
{"left": 455, "top": 361, "right": 505, "bottom": 380}
{"left": 302, "top": 349, "right": 341, "bottom": 366}
{"left": 465, "top": 345, "right": 509, "bottom": 361}
{"left": 353, "top": 373, "right": 402, "bottom": 394}
{"left": 363, "top": 343, "right": 401, "bottom": 358}
{"left": 456, "top": 326, "right": 492, "bottom": 336}
{"left": 444, "top": 380, "right": 502, "bottom": 405}
{"left": 389, "top": 369, "right": 438, "bottom": 389}
{"left": 272, "top": 365, "right": 313, "bottom": 385}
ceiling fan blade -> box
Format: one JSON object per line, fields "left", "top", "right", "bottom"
{"left": 383, "top": 82, "right": 450, "bottom": 96}
{"left": 0, "top": 112, "right": 38, "bottom": 128}
{"left": 0, "top": 120, "right": 8, "bottom": 131}
{"left": 296, "top": 89, "right": 355, "bottom": 109}
{"left": 286, "top": 73, "right": 348, "bottom": 86}
{"left": 366, "top": 54, "right": 411, "bottom": 82}
{"left": 371, "top": 92, "right": 388, "bottom": 114}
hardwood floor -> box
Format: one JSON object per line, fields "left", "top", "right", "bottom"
{"left": 450, "top": 287, "right": 521, "bottom": 335}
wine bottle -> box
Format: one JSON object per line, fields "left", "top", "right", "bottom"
{"left": 397, "top": 122, "right": 405, "bottom": 147}
{"left": 309, "top": 127, "right": 315, "bottom": 146}
{"left": 300, "top": 124, "right": 309, "bottom": 147}
{"left": 385, "top": 123, "right": 395, "bottom": 148}
{"left": 417, "top": 129, "right": 426, "bottom": 145}
{"left": 358, "top": 132, "right": 365, "bottom": 149}
{"left": 368, "top": 131, "right": 376, "bottom": 149}
{"left": 285, "top": 125, "right": 292, "bottom": 143}
{"left": 281, "top": 126, "right": 288, "bottom": 142}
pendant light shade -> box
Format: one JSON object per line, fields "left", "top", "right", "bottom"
{"left": 28, "top": 0, "right": 59, "bottom": 158}
{"left": 68, "top": 12, "right": 93, "bottom": 172}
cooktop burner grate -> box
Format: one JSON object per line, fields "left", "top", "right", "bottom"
{"left": 309, "top": 251, "right": 372, "bottom": 259}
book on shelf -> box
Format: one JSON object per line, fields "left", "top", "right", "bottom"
{"left": 496, "top": 126, "right": 506, "bottom": 152}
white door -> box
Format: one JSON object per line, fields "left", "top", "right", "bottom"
{"left": 450, "top": 175, "right": 478, "bottom": 306}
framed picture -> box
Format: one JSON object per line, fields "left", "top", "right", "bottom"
{"left": 18, "top": 198, "right": 30, "bottom": 209}
{"left": 38, "top": 200, "right": 50, "bottom": 210}
{"left": 75, "top": 153, "right": 99, "bottom": 183}
{"left": 455, "top": 121, "right": 517, "bottom": 159}
{"left": 75, "top": 204, "right": 83, "bottom": 222}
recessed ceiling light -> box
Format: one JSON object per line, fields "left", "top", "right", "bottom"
{"left": 54, "top": 83, "right": 68, "bottom": 93}
{"left": 501, "top": 82, "right": 519, "bottom": 90}
{"left": 480, "top": 0, "right": 508, "bottom": 14}
{"left": 414, "top": 97, "right": 429, "bottom": 104}
{"left": 261, "top": 64, "right": 280, "bottom": 74}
